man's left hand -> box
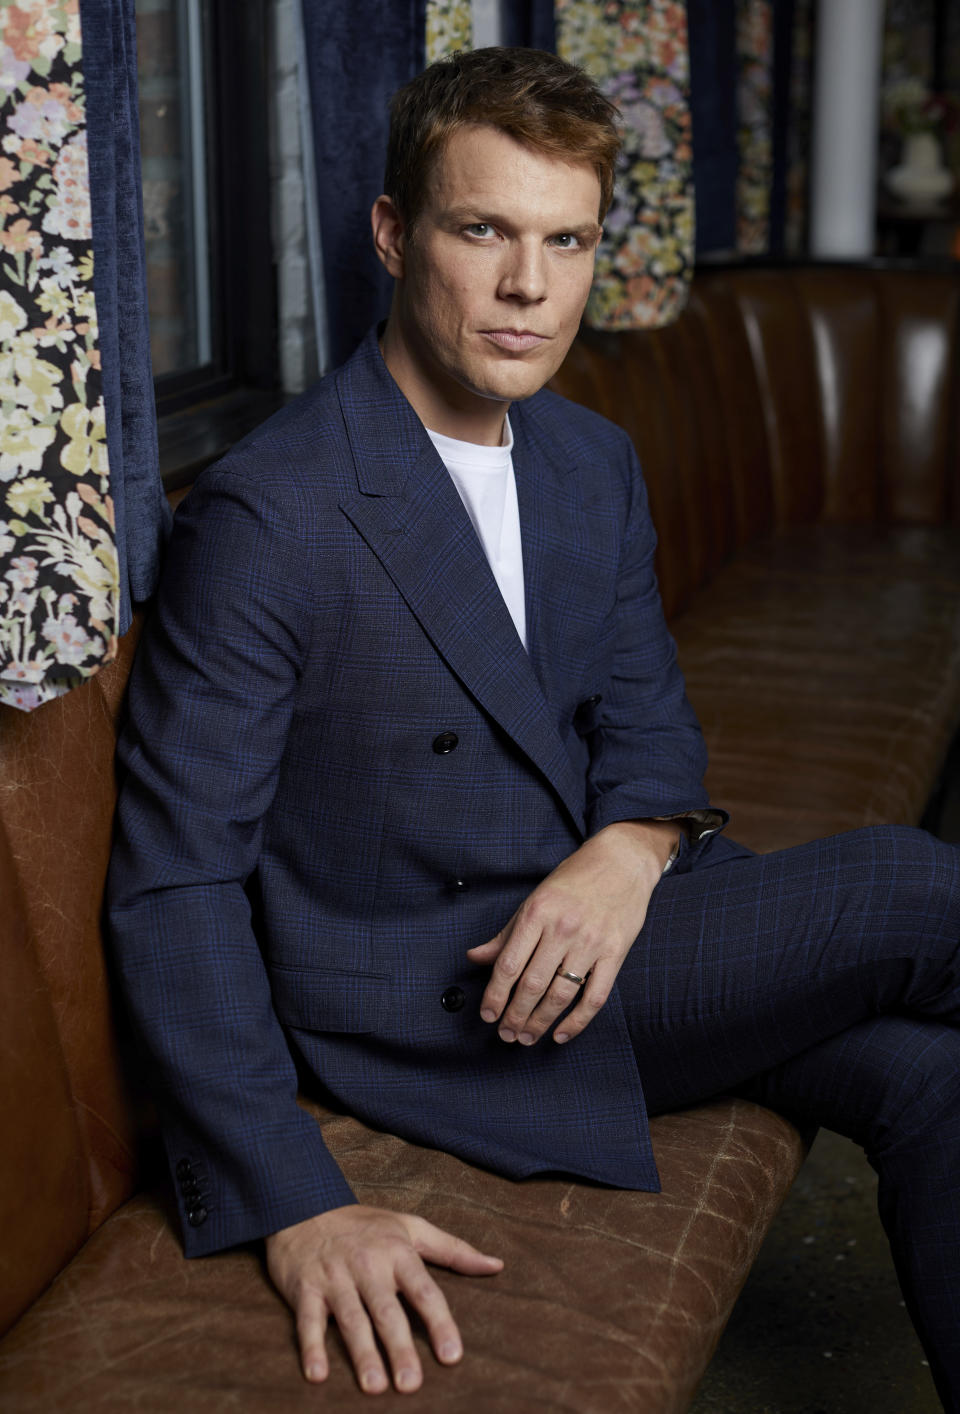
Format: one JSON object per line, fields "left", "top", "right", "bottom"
{"left": 466, "top": 819, "right": 679, "bottom": 1047}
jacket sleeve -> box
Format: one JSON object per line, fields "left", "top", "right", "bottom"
{"left": 107, "top": 466, "right": 357, "bottom": 1258}
{"left": 583, "top": 433, "right": 727, "bottom": 851}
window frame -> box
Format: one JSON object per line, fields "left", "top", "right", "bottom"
{"left": 151, "top": 0, "right": 282, "bottom": 490}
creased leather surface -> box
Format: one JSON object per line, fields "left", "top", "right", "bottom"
{"left": 0, "top": 828, "right": 88, "bottom": 1333}
{"left": 678, "top": 525, "right": 960, "bottom": 853}
{"left": 0, "top": 627, "right": 141, "bottom": 1241}
{"left": 0, "top": 1097, "right": 806, "bottom": 1413}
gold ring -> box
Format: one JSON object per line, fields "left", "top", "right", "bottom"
{"left": 555, "top": 967, "right": 586, "bottom": 986}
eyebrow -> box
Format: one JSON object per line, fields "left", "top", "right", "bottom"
{"left": 442, "top": 205, "right": 602, "bottom": 243}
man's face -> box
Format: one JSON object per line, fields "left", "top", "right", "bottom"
{"left": 377, "top": 124, "right": 602, "bottom": 439}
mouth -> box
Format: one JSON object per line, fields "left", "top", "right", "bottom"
{"left": 480, "top": 329, "right": 550, "bottom": 353}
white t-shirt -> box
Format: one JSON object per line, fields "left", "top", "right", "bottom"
{"left": 426, "top": 417, "right": 527, "bottom": 650}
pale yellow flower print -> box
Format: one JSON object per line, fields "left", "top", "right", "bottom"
{"left": 35, "top": 276, "right": 71, "bottom": 321}
{"left": 426, "top": 0, "right": 471, "bottom": 62}
{"left": 0, "top": 2, "right": 123, "bottom": 708}
{"left": 557, "top": 0, "right": 693, "bottom": 331}
{"left": 0, "top": 410, "right": 55, "bottom": 475}
{"left": 6, "top": 471, "right": 54, "bottom": 518}
{"left": 59, "top": 397, "right": 107, "bottom": 476}
{"left": 2, "top": 342, "right": 65, "bottom": 418}
{"left": 57, "top": 546, "right": 116, "bottom": 624}
{"left": 0, "top": 287, "right": 27, "bottom": 339}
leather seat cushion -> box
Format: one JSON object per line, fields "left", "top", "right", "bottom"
{"left": 677, "top": 525, "right": 960, "bottom": 854}
{"left": 0, "top": 1096, "right": 805, "bottom": 1414}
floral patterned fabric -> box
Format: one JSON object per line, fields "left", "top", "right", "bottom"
{"left": 426, "top": 0, "right": 471, "bottom": 63}
{"left": 555, "top": 0, "right": 693, "bottom": 331}
{"left": 0, "top": 0, "right": 118, "bottom": 711}
{"left": 735, "top": 0, "right": 773, "bottom": 254}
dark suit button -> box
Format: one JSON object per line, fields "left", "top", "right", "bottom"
{"left": 441, "top": 986, "right": 466, "bottom": 1012}
{"left": 176, "top": 1159, "right": 192, "bottom": 1180}
{"left": 432, "top": 731, "right": 459, "bottom": 754}
{"left": 187, "top": 1205, "right": 208, "bottom": 1227}
{"left": 581, "top": 694, "right": 602, "bottom": 709}
{"left": 450, "top": 878, "right": 470, "bottom": 892}
{"left": 181, "top": 1180, "right": 201, "bottom": 1199}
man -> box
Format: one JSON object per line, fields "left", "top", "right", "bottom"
{"left": 109, "top": 48, "right": 960, "bottom": 1405}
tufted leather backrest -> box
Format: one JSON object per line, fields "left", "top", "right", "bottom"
{"left": 551, "top": 265, "right": 960, "bottom": 618}
{"left": 0, "top": 826, "right": 90, "bottom": 1331}
{"left": 0, "top": 627, "right": 143, "bottom": 1332}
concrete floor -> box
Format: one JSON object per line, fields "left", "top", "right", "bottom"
{"left": 690, "top": 763, "right": 960, "bottom": 1413}
{"left": 690, "top": 1129, "right": 939, "bottom": 1413}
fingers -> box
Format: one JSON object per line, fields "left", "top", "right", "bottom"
{"left": 326, "top": 1279, "right": 398, "bottom": 1394}
{"left": 477, "top": 909, "right": 544, "bottom": 1024}
{"left": 279, "top": 1210, "right": 502, "bottom": 1397}
{"left": 464, "top": 935, "right": 505, "bottom": 962}
{"left": 338, "top": 1231, "right": 500, "bottom": 1394}
{"left": 353, "top": 1275, "right": 426, "bottom": 1393}
{"left": 297, "top": 1286, "right": 330, "bottom": 1383}
{"left": 552, "top": 958, "right": 617, "bottom": 1044}
{"left": 406, "top": 1214, "right": 504, "bottom": 1276}
{"left": 396, "top": 1253, "right": 464, "bottom": 1367}
{"left": 504, "top": 966, "right": 586, "bottom": 1043}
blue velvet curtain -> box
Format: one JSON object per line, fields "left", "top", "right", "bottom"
{"left": 79, "top": 0, "right": 167, "bottom": 636}
{"left": 689, "top": 0, "right": 739, "bottom": 254}
{"left": 300, "top": 1, "right": 427, "bottom": 368}
{"left": 768, "top": 0, "right": 796, "bottom": 255}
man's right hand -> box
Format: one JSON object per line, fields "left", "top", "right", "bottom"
{"left": 265, "top": 1205, "right": 504, "bottom": 1394}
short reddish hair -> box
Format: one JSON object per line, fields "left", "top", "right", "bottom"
{"left": 385, "top": 46, "right": 620, "bottom": 231}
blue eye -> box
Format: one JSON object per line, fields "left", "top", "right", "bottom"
{"left": 465, "top": 223, "right": 494, "bottom": 238}
{"left": 550, "top": 233, "right": 580, "bottom": 249}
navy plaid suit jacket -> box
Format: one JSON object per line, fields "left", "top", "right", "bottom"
{"left": 108, "top": 329, "right": 720, "bottom": 1257}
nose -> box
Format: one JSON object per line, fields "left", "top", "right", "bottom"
{"left": 497, "top": 239, "right": 547, "bottom": 303}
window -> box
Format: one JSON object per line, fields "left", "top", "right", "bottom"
{"left": 135, "top": 0, "right": 281, "bottom": 488}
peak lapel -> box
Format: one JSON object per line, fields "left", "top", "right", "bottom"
{"left": 335, "top": 343, "right": 587, "bottom": 835}
{"left": 512, "top": 401, "right": 604, "bottom": 730}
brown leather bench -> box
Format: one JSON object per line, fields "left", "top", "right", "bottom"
{"left": 2, "top": 263, "right": 958, "bottom": 1412}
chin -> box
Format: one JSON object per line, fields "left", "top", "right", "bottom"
{"left": 467, "top": 362, "right": 554, "bottom": 404}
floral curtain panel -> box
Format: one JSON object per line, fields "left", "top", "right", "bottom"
{"left": 555, "top": 0, "right": 693, "bottom": 331}
{"left": 427, "top": 0, "right": 472, "bottom": 61}
{"left": 735, "top": 0, "right": 773, "bottom": 253}
{"left": 0, "top": 0, "right": 164, "bottom": 712}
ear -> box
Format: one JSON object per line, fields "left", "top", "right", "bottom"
{"left": 371, "top": 194, "right": 406, "bottom": 279}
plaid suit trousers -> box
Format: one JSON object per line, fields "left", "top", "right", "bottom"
{"left": 620, "top": 823, "right": 960, "bottom": 1410}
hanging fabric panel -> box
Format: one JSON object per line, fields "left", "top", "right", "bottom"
{"left": 301, "top": 0, "right": 427, "bottom": 368}
{"left": 427, "top": 0, "right": 472, "bottom": 61}
{"left": 688, "top": 0, "right": 738, "bottom": 255}
{"left": 735, "top": 0, "right": 773, "bottom": 253}
{"left": 555, "top": 0, "right": 695, "bottom": 331}
{"left": 783, "top": 0, "right": 813, "bottom": 255}
{"left": 768, "top": 0, "right": 795, "bottom": 254}
{"left": 0, "top": 0, "right": 164, "bottom": 712}
{"left": 79, "top": 0, "right": 166, "bottom": 631}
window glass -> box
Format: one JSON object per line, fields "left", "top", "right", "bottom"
{"left": 135, "top": 0, "right": 212, "bottom": 377}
